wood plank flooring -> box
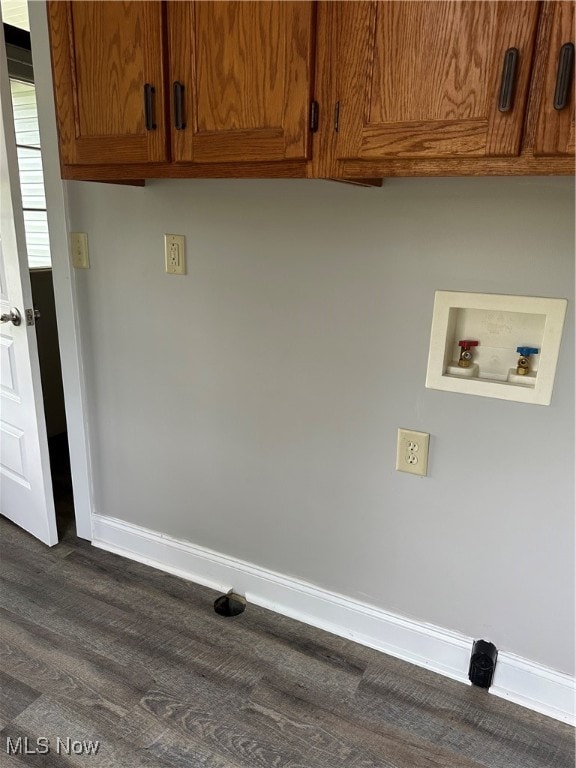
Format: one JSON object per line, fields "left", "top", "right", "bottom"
{"left": 0, "top": 507, "right": 573, "bottom": 767}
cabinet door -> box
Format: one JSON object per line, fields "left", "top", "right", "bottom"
{"left": 534, "top": 2, "right": 575, "bottom": 156}
{"left": 167, "top": 1, "right": 315, "bottom": 163}
{"left": 334, "top": 1, "right": 540, "bottom": 160}
{"left": 48, "top": 1, "right": 167, "bottom": 165}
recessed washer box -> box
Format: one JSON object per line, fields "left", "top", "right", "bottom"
{"left": 426, "top": 291, "right": 567, "bottom": 406}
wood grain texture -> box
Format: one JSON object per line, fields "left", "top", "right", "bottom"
{"left": 359, "top": 119, "right": 488, "bottom": 157}
{"left": 533, "top": 1, "right": 576, "bottom": 156}
{"left": 47, "top": 0, "right": 572, "bottom": 181}
{"left": 194, "top": 2, "right": 286, "bottom": 133}
{"left": 371, "top": 2, "right": 494, "bottom": 123}
{"left": 60, "top": 160, "right": 309, "bottom": 180}
{"left": 334, "top": 1, "right": 540, "bottom": 161}
{"left": 0, "top": 671, "right": 40, "bottom": 728}
{"left": 0, "top": 606, "right": 152, "bottom": 724}
{"left": 167, "top": 1, "right": 315, "bottom": 163}
{"left": 335, "top": 154, "right": 574, "bottom": 177}
{"left": 316, "top": 2, "right": 573, "bottom": 183}
{"left": 484, "top": 2, "right": 541, "bottom": 156}
{"left": 47, "top": 1, "right": 168, "bottom": 165}
{"left": 248, "top": 679, "right": 488, "bottom": 768}
{"left": 0, "top": 511, "right": 574, "bottom": 768}
{"left": 59, "top": 153, "right": 572, "bottom": 182}
{"left": 308, "top": 0, "right": 338, "bottom": 178}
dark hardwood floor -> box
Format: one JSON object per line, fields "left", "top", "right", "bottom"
{"left": 0, "top": 466, "right": 573, "bottom": 767}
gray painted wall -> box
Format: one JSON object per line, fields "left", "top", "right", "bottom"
{"left": 67, "top": 176, "right": 574, "bottom": 674}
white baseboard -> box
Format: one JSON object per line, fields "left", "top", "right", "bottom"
{"left": 491, "top": 653, "right": 575, "bottom": 725}
{"left": 91, "top": 514, "right": 574, "bottom": 725}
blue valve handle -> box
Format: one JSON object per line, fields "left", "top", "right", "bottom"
{"left": 516, "top": 347, "right": 539, "bottom": 356}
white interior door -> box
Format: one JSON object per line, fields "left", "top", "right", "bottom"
{"left": 0, "top": 26, "right": 57, "bottom": 545}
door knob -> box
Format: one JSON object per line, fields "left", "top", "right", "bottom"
{"left": 1, "top": 308, "right": 22, "bottom": 326}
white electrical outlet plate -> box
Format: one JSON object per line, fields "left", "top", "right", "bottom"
{"left": 396, "top": 428, "right": 430, "bottom": 477}
{"left": 165, "top": 234, "right": 186, "bottom": 275}
{"left": 70, "top": 232, "right": 89, "bottom": 269}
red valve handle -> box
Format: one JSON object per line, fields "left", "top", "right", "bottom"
{"left": 458, "top": 340, "right": 479, "bottom": 350}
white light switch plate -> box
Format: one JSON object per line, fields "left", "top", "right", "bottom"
{"left": 396, "top": 428, "right": 430, "bottom": 476}
{"left": 165, "top": 234, "right": 186, "bottom": 275}
{"left": 70, "top": 232, "right": 89, "bottom": 269}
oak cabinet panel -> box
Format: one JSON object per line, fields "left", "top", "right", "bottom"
{"left": 167, "top": 1, "right": 315, "bottom": 163}
{"left": 46, "top": 0, "right": 574, "bottom": 179}
{"left": 533, "top": 1, "right": 575, "bottom": 156}
{"left": 48, "top": 1, "right": 168, "bottom": 165}
{"left": 333, "top": 1, "right": 540, "bottom": 160}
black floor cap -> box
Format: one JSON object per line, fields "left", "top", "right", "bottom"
{"left": 214, "top": 591, "right": 247, "bottom": 617}
{"left": 469, "top": 639, "right": 498, "bottom": 689}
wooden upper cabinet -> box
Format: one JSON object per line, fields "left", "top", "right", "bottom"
{"left": 333, "top": 1, "right": 540, "bottom": 161}
{"left": 46, "top": 0, "right": 573, "bottom": 178}
{"left": 167, "top": 1, "right": 315, "bottom": 163}
{"left": 47, "top": 1, "right": 167, "bottom": 165}
{"left": 533, "top": 1, "right": 575, "bottom": 156}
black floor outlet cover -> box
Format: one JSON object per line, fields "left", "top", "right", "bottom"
{"left": 214, "top": 592, "right": 247, "bottom": 617}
